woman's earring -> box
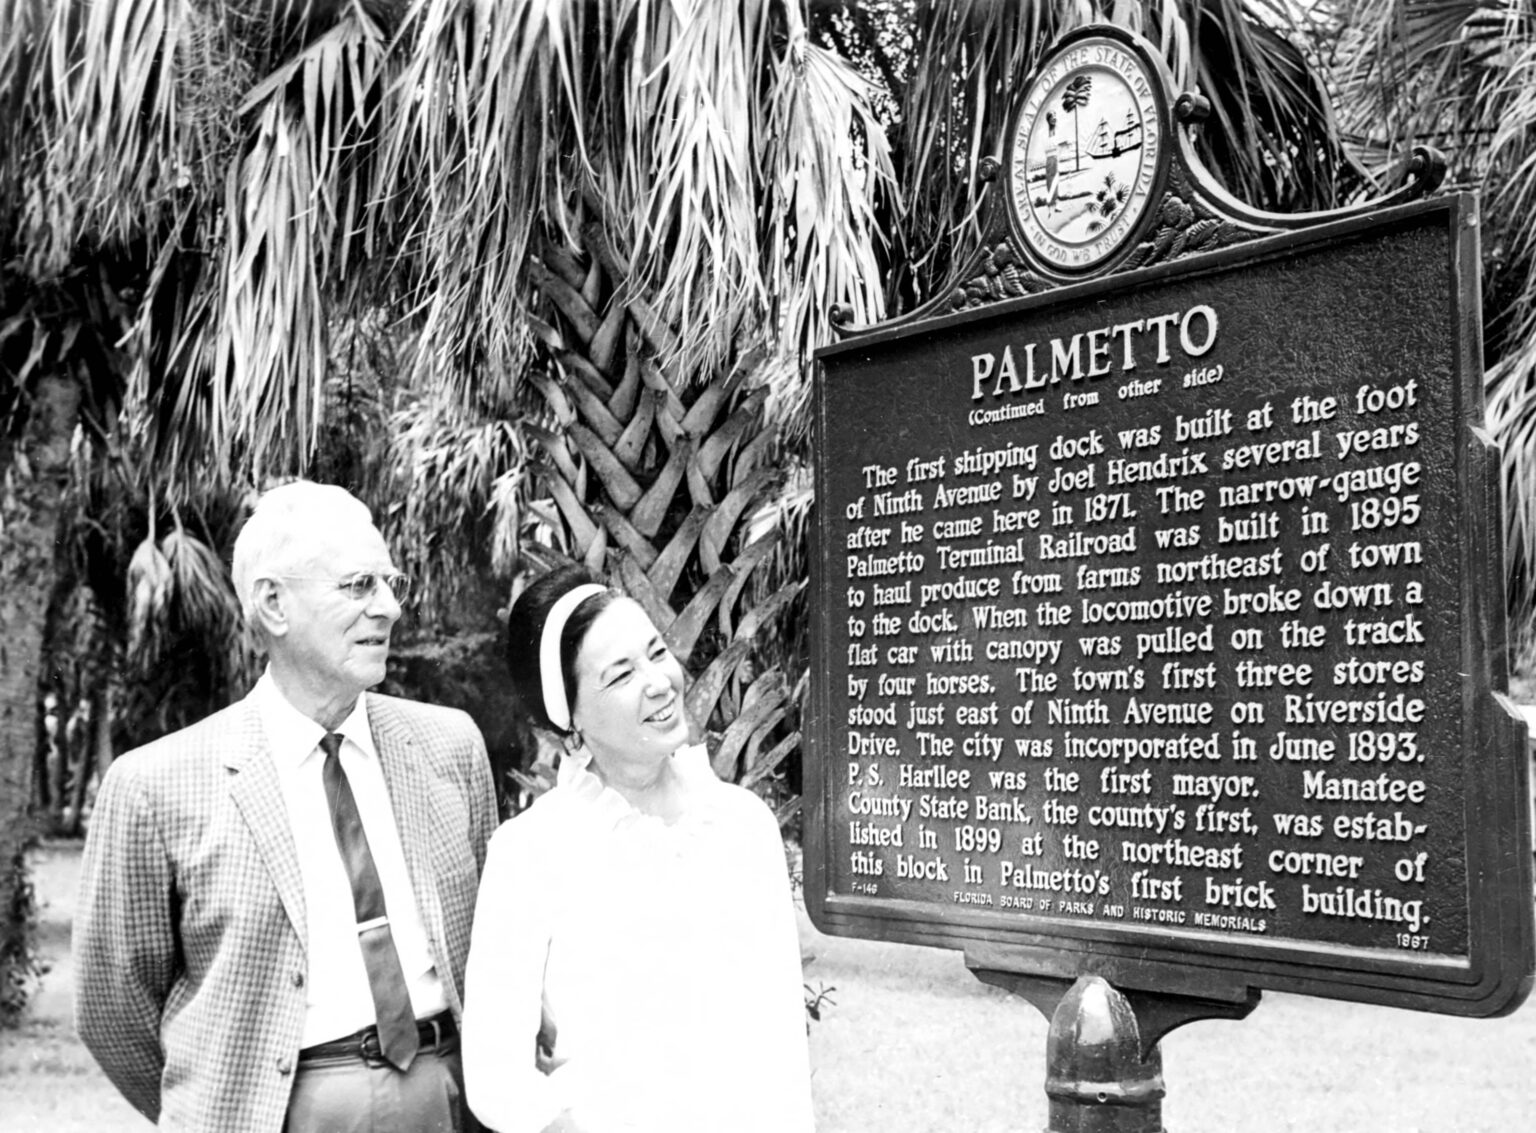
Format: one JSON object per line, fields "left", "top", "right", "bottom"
{"left": 566, "top": 729, "right": 584, "bottom": 754}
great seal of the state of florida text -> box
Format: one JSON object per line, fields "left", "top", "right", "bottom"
{"left": 1007, "top": 34, "right": 1165, "bottom": 273}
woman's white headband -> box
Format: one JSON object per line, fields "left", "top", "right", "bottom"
{"left": 540, "top": 583, "right": 608, "bottom": 731}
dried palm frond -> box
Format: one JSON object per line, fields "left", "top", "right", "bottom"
{"left": 762, "top": 33, "right": 898, "bottom": 441}
{"left": 125, "top": 534, "right": 173, "bottom": 660}
{"left": 160, "top": 523, "right": 242, "bottom": 644}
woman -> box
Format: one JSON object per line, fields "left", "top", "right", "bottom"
{"left": 463, "top": 566, "right": 815, "bottom": 1132}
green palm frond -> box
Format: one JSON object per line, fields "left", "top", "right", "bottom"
{"left": 1330, "top": 0, "right": 1530, "bottom": 198}
{"left": 1485, "top": 341, "right": 1536, "bottom": 634}
{"left": 206, "top": 4, "right": 386, "bottom": 469}
{"left": 1483, "top": 30, "right": 1536, "bottom": 349}
{"left": 5, "top": 0, "right": 394, "bottom": 476}
{"left": 1324, "top": 1, "right": 1536, "bottom": 631}
{"left": 382, "top": 0, "right": 897, "bottom": 401}
{"left": 489, "top": 464, "right": 530, "bottom": 578}
{"left": 380, "top": 390, "right": 531, "bottom": 615}
{"left": 6, "top": 0, "right": 241, "bottom": 278}
{"left": 743, "top": 455, "right": 814, "bottom": 629}
{"left": 763, "top": 35, "right": 898, "bottom": 392}
{"left": 886, "top": 1, "right": 1086, "bottom": 307}
{"left": 0, "top": 1, "right": 44, "bottom": 216}
{"left": 375, "top": 0, "right": 578, "bottom": 403}
{"left": 8, "top": 0, "right": 900, "bottom": 490}
{"left": 1171, "top": 0, "right": 1360, "bottom": 210}
{"left": 596, "top": 1, "right": 768, "bottom": 384}
{"left": 834, "top": 1, "right": 1351, "bottom": 312}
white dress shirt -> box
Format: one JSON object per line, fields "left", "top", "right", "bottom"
{"left": 255, "top": 672, "right": 448, "bottom": 1047}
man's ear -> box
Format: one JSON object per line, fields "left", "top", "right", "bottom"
{"left": 250, "top": 578, "right": 289, "bottom": 639}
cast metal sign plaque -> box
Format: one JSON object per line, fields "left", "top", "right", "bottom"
{"left": 1007, "top": 33, "right": 1163, "bottom": 272}
{"left": 808, "top": 191, "right": 1533, "bottom": 1015}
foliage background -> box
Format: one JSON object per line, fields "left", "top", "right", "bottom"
{"left": 2, "top": 0, "right": 1535, "bottom": 1024}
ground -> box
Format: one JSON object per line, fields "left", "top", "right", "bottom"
{"left": 4, "top": 840, "right": 1535, "bottom": 1131}
{"left": 0, "top": 841, "right": 144, "bottom": 1129}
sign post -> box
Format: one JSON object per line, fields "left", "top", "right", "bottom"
{"left": 808, "top": 24, "right": 1534, "bottom": 1129}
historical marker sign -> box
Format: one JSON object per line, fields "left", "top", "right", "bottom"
{"left": 808, "top": 195, "right": 1534, "bottom": 1016}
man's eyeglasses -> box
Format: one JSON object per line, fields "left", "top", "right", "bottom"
{"left": 281, "top": 572, "right": 412, "bottom": 603}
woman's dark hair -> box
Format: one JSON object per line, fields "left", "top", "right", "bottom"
{"left": 505, "top": 565, "right": 619, "bottom": 733}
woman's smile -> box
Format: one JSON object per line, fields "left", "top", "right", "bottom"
{"left": 643, "top": 698, "right": 677, "bottom": 725}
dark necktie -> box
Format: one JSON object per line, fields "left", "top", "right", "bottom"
{"left": 319, "top": 731, "right": 420, "bottom": 1070}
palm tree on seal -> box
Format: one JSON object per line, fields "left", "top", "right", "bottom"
{"left": 1062, "top": 74, "right": 1095, "bottom": 174}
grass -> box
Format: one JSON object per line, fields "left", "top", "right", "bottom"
{"left": 5, "top": 840, "right": 1535, "bottom": 1131}
{"left": 801, "top": 916, "right": 1536, "bottom": 1132}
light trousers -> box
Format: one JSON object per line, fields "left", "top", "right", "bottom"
{"left": 284, "top": 1039, "right": 480, "bottom": 1133}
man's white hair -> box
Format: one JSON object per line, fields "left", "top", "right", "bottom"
{"left": 231, "top": 481, "right": 375, "bottom": 624}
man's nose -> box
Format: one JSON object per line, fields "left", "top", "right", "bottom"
{"left": 367, "top": 580, "right": 404, "bottom": 620}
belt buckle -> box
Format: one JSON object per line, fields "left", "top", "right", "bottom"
{"left": 358, "top": 1028, "right": 388, "bottom": 1068}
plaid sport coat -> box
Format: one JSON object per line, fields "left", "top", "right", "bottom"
{"left": 74, "top": 691, "right": 499, "bottom": 1132}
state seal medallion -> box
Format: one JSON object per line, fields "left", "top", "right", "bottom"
{"left": 1007, "top": 33, "right": 1166, "bottom": 273}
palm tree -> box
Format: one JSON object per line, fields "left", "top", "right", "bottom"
{"left": 1062, "top": 73, "right": 1094, "bottom": 173}
{"left": 814, "top": 0, "right": 1358, "bottom": 317}
{"left": 440, "top": 0, "right": 1354, "bottom": 797}
{"left": 0, "top": 352, "right": 81, "bottom": 1024}
{"left": 0, "top": 255, "right": 131, "bottom": 1023}
{"left": 0, "top": 0, "right": 895, "bottom": 1004}
{"left": 0, "top": 0, "right": 1396, "bottom": 1020}
{"left": 376, "top": 0, "right": 894, "bottom": 801}
{"left": 40, "top": 403, "right": 255, "bottom": 836}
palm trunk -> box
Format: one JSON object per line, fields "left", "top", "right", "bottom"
{"left": 0, "top": 371, "right": 80, "bottom": 1024}
{"left": 524, "top": 216, "right": 803, "bottom": 813}
{"left": 47, "top": 706, "right": 71, "bottom": 832}
{"left": 64, "top": 686, "right": 111, "bottom": 837}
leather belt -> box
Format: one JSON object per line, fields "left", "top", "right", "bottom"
{"left": 299, "top": 1011, "right": 457, "bottom": 1066}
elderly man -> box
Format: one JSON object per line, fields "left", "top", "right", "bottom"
{"left": 76, "top": 480, "right": 499, "bottom": 1132}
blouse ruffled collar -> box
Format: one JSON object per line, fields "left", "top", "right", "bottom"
{"left": 554, "top": 743, "right": 723, "bottom": 834}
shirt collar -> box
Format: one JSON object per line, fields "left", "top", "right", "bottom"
{"left": 253, "top": 668, "right": 378, "bottom": 769}
{"left": 554, "top": 743, "right": 718, "bottom": 830}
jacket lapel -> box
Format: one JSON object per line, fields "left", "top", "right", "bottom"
{"left": 224, "top": 698, "right": 308, "bottom": 950}
{"left": 369, "top": 697, "right": 452, "bottom": 993}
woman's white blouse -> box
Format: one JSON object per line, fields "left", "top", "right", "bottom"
{"left": 463, "top": 745, "right": 815, "bottom": 1132}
